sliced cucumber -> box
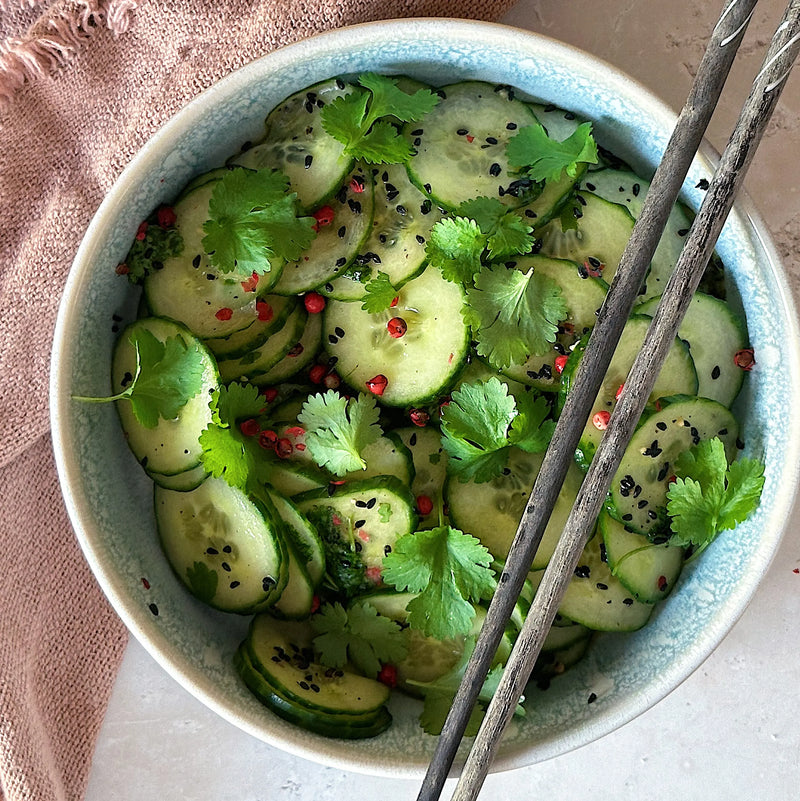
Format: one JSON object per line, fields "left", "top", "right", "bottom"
{"left": 559, "top": 530, "right": 654, "bottom": 632}
{"left": 635, "top": 292, "right": 748, "bottom": 407}
{"left": 271, "top": 164, "right": 375, "bottom": 295}
{"left": 599, "top": 509, "right": 684, "bottom": 603}
{"left": 323, "top": 264, "right": 470, "bottom": 407}
{"left": 155, "top": 478, "right": 287, "bottom": 613}
{"left": 267, "top": 489, "right": 325, "bottom": 590}
{"left": 535, "top": 191, "right": 635, "bottom": 286}
{"left": 146, "top": 462, "right": 209, "bottom": 492}
{"left": 609, "top": 395, "right": 739, "bottom": 536}
{"left": 405, "top": 81, "right": 539, "bottom": 210}
{"left": 261, "top": 458, "right": 329, "bottom": 498}
{"left": 111, "top": 317, "right": 218, "bottom": 476}
{"left": 249, "top": 308, "right": 323, "bottom": 386}
{"left": 320, "top": 162, "right": 443, "bottom": 300}
{"left": 394, "top": 425, "right": 448, "bottom": 528}
{"left": 560, "top": 315, "right": 698, "bottom": 469}
{"left": 230, "top": 77, "right": 355, "bottom": 209}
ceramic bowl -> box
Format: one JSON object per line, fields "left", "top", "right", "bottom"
{"left": 50, "top": 18, "right": 800, "bottom": 777}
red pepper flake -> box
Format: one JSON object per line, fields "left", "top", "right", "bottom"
{"left": 438, "top": 396, "right": 451, "bottom": 415}
{"left": 295, "top": 443, "right": 306, "bottom": 452}
{"left": 387, "top": 317, "right": 407, "bottom": 338}
{"left": 734, "top": 348, "right": 756, "bottom": 371}
{"left": 135, "top": 221, "right": 148, "bottom": 241}
{"left": 592, "top": 410, "right": 611, "bottom": 430}
{"left": 286, "top": 426, "right": 305, "bottom": 438}
{"left": 115, "top": 263, "right": 130, "bottom": 275}
{"left": 390, "top": 296, "right": 399, "bottom": 308}
{"left": 157, "top": 206, "right": 177, "bottom": 228}
{"left": 312, "top": 205, "right": 335, "bottom": 230}
{"left": 668, "top": 474, "right": 677, "bottom": 485}
{"left": 262, "top": 387, "right": 279, "bottom": 403}
{"left": 793, "top": 568, "right": 800, "bottom": 574}
{"left": 554, "top": 354, "right": 569, "bottom": 374}
{"left": 466, "top": 134, "right": 475, "bottom": 143}
{"left": 215, "top": 307, "right": 233, "bottom": 321}
{"left": 309, "top": 364, "right": 327, "bottom": 384}
{"left": 141, "top": 577, "right": 151, "bottom": 590}
{"left": 303, "top": 291, "right": 326, "bottom": 314}
{"left": 657, "top": 575, "right": 668, "bottom": 592}
{"left": 409, "top": 408, "right": 430, "bottom": 427}
{"left": 365, "top": 566, "right": 383, "bottom": 583}
{"left": 583, "top": 259, "right": 605, "bottom": 277}
{"left": 615, "top": 383, "right": 625, "bottom": 401}
{"left": 275, "top": 437, "right": 294, "bottom": 459}
{"left": 287, "top": 342, "right": 304, "bottom": 357}
{"left": 323, "top": 372, "right": 341, "bottom": 389}
{"left": 241, "top": 271, "right": 260, "bottom": 292}
{"left": 416, "top": 494, "right": 434, "bottom": 516}
{"left": 259, "top": 429, "right": 278, "bottom": 450}
{"left": 365, "top": 374, "right": 388, "bottom": 396}
{"left": 377, "top": 663, "right": 398, "bottom": 688}
{"left": 239, "top": 418, "right": 260, "bottom": 437}
{"left": 349, "top": 175, "right": 366, "bottom": 193}
{"left": 256, "top": 299, "right": 273, "bottom": 321}
{"left": 310, "top": 595, "right": 321, "bottom": 614}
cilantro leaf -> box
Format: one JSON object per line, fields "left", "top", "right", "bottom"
{"left": 320, "top": 73, "right": 439, "bottom": 164}
{"left": 458, "top": 196, "right": 534, "bottom": 261}
{"left": 666, "top": 438, "right": 765, "bottom": 554}
{"left": 382, "top": 525, "right": 496, "bottom": 640}
{"left": 508, "top": 391, "right": 555, "bottom": 453}
{"left": 426, "top": 216, "right": 486, "bottom": 283}
{"left": 361, "top": 271, "right": 398, "bottom": 312}
{"left": 201, "top": 168, "right": 316, "bottom": 275}
{"left": 506, "top": 121, "right": 599, "bottom": 184}
{"left": 298, "top": 391, "right": 383, "bottom": 476}
{"left": 74, "top": 328, "right": 207, "bottom": 429}
{"left": 311, "top": 601, "right": 408, "bottom": 677}
{"left": 465, "top": 264, "right": 568, "bottom": 369}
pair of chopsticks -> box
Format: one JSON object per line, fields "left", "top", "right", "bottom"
{"left": 419, "top": 1, "right": 800, "bottom": 799}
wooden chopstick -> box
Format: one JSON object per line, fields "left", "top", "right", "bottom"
{"left": 418, "top": 1, "right": 800, "bottom": 799}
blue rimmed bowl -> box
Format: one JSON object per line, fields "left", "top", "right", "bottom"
{"left": 50, "top": 18, "right": 800, "bottom": 777}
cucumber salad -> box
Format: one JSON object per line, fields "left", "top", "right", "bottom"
{"left": 89, "top": 74, "right": 766, "bottom": 740}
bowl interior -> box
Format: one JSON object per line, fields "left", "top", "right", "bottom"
{"left": 50, "top": 18, "right": 800, "bottom": 776}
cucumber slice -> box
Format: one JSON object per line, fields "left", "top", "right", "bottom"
{"left": 111, "top": 317, "right": 218, "bottom": 476}
{"left": 320, "top": 162, "right": 443, "bottom": 300}
{"left": 271, "top": 164, "right": 375, "bottom": 295}
{"left": 144, "top": 179, "right": 281, "bottom": 339}
{"left": 635, "top": 292, "right": 748, "bottom": 407}
{"left": 269, "top": 539, "right": 315, "bottom": 620}
{"left": 496, "top": 255, "right": 607, "bottom": 392}
{"left": 155, "top": 478, "right": 287, "bottom": 613}
{"left": 323, "top": 264, "right": 470, "bottom": 407}
{"left": 147, "top": 462, "right": 209, "bottom": 492}
{"left": 530, "top": 631, "right": 593, "bottom": 686}
{"left": 266, "top": 490, "right": 325, "bottom": 588}
{"left": 405, "top": 81, "right": 539, "bottom": 210}
{"left": 230, "top": 78, "right": 355, "bottom": 209}
{"left": 609, "top": 395, "right": 739, "bottom": 536}
{"left": 394, "top": 425, "right": 448, "bottom": 528}
{"left": 250, "top": 308, "right": 323, "bottom": 386}
{"left": 445, "top": 447, "right": 585, "bottom": 570}
{"left": 234, "top": 644, "right": 391, "bottom": 739}
{"left": 559, "top": 531, "right": 654, "bottom": 632}
{"left": 262, "top": 459, "right": 329, "bottom": 498}
{"left": 599, "top": 510, "right": 684, "bottom": 603}
{"left": 560, "top": 315, "right": 698, "bottom": 469}
{"left": 535, "top": 191, "right": 635, "bottom": 286}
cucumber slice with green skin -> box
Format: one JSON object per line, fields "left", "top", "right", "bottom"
{"left": 266, "top": 490, "right": 325, "bottom": 588}
{"left": 323, "top": 264, "right": 470, "bottom": 407}
{"left": 405, "top": 81, "right": 539, "bottom": 211}
{"left": 609, "top": 395, "right": 739, "bottom": 537}
{"left": 234, "top": 644, "right": 392, "bottom": 739}
{"left": 251, "top": 309, "right": 323, "bottom": 386}
{"left": 559, "top": 531, "right": 654, "bottom": 632}
{"left": 147, "top": 462, "right": 209, "bottom": 492}
{"left": 495, "top": 255, "right": 607, "bottom": 392}
{"left": 144, "top": 180, "right": 282, "bottom": 339}
{"left": 320, "top": 162, "right": 443, "bottom": 301}
{"left": 530, "top": 631, "right": 593, "bottom": 686}
{"left": 535, "top": 191, "right": 635, "bottom": 287}
{"left": 394, "top": 425, "right": 448, "bottom": 528}
{"left": 244, "top": 615, "right": 391, "bottom": 717}
{"left": 217, "top": 306, "right": 308, "bottom": 383}
{"left": 294, "top": 476, "right": 417, "bottom": 596}
{"left": 560, "top": 315, "right": 698, "bottom": 470}
{"left": 203, "top": 295, "right": 298, "bottom": 360}
{"left": 229, "top": 78, "right": 355, "bottom": 210}
{"left": 634, "top": 292, "right": 748, "bottom": 407}
{"left": 269, "top": 537, "right": 315, "bottom": 620}
{"left": 540, "top": 620, "right": 591, "bottom": 653}
{"left": 445, "top": 447, "right": 584, "bottom": 570}
{"left": 111, "top": 317, "right": 218, "bottom": 476}
{"left": 155, "top": 478, "right": 287, "bottom": 613}
{"left": 580, "top": 167, "right": 694, "bottom": 299}
{"left": 271, "top": 165, "right": 375, "bottom": 295}
{"left": 599, "top": 509, "right": 684, "bottom": 603}
{"left": 262, "top": 459, "right": 330, "bottom": 498}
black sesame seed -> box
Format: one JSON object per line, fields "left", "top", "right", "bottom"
{"left": 335, "top": 257, "right": 346, "bottom": 267}
{"left": 148, "top": 603, "right": 159, "bottom": 616}
{"left": 354, "top": 519, "right": 366, "bottom": 529}
{"left": 366, "top": 497, "right": 377, "bottom": 509}
{"left": 221, "top": 562, "right": 231, "bottom": 572}
{"left": 596, "top": 582, "right": 608, "bottom": 590}
{"left": 384, "top": 545, "right": 392, "bottom": 556}
{"left": 355, "top": 499, "right": 368, "bottom": 508}
{"left": 457, "top": 128, "right": 468, "bottom": 135}
{"left": 623, "top": 597, "right": 634, "bottom": 606}
{"left": 656, "top": 421, "right": 667, "bottom": 431}
{"left": 396, "top": 204, "right": 407, "bottom": 216}
{"left": 230, "top": 580, "right": 240, "bottom": 589}
{"left": 711, "top": 365, "right": 721, "bottom": 379}
{"left": 192, "top": 254, "right": 201, "bottom": 268}
{"left": 206, "top": 547, "right": 219, "bottom": 555}
{"left": 506, "top": 121, "right": 517, "bottom": 130}
{"left": 489, "top": 162, "right": 501, "bottom": 177}
{"left": 337, "top": 225, "right": 346, "bottom": 238}
{"left": 632, "top": 183, "right": 641, "bottom": 196}
{"left": 622, "top": 514, "right": 633, "bottom": 521}
{"left": 411, "top": 128, "right": 423, "bottom": 136}
{"left": 587, "top": 692, "right": 597, "bottom": 704}
{"left": 334, "top": 326, "right": 345, "bottom": 338}
{"left": 304, "top": 154, "right": 313, "bottom": 168}
{"left": 416, "top": 234, "right": 425, "bottom": 244}
{"left": 485, "top": 136, "right": 498, "bottom": 145}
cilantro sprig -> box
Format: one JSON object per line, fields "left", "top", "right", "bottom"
{"left": 464, "top": 264, "right": 569, "bottom": 370}
{"left": 506, "top": 120, "right": 599, "bottom": 184}
{"left": 298, "top": 390, "right": 383, "bottom": 476}
{"left": 311, "top": 601, "right": 408, "bottom": 677}
{"left": 361, "top": 271, "right": 398, "bottom": 312}
{"left": 74, "top": 328, "right": 206, "bottom": 429}
{"left": 666, "top": 438, "right": 765, "bottom": 555}
{"left": 201, "top": 168, "right": 316, "bottom": 275}
{"left": 440, "top": 378, "right": 554, "bottom": 483}
{"left": 320, "top": 73, "right": 440, "bottom": 164}
{"left": 382, "top": 525, "right": 496, "bottom": 640}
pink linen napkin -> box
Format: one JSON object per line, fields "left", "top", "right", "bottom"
{"left": 0, "top": 1, "right": 517, "bottom": 799}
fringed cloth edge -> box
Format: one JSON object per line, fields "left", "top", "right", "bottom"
{"left": 0, "top": 0, "right": 138, "bottom": 106}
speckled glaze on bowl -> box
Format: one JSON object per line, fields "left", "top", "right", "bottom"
{"left": 50, "top": 18, "right": 800, "bottom": 777}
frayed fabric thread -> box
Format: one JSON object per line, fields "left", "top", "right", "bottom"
{"left": 0, "top": 0, "right": 138, "bottom": 106}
